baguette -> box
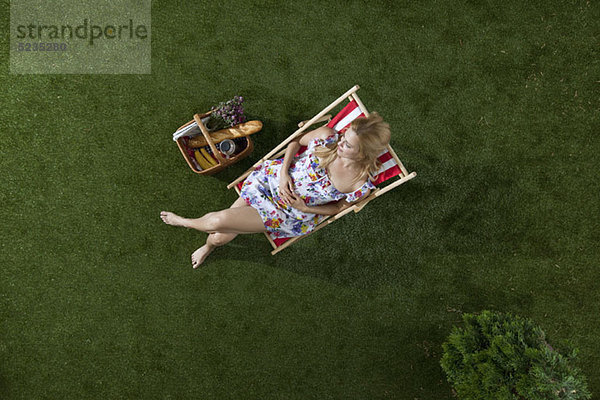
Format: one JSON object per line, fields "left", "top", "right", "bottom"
{"left": 188, "top": 120, "right": 263, "bottom": 148}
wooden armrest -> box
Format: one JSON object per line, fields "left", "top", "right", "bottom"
{"left": 298, "top": 114, "right": 332, "bottom": 128}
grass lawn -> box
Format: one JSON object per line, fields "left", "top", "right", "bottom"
{"left": 1, "top": 0, "right": 598, "bottom": 398}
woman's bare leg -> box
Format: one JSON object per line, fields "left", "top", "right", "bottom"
{"left": 190, "top": 197, "right": 247, "bottom": 268}
{"left": 160, "top": 199, "right": 266, "bottom": 234}
{"left": 191, "top": 232, "right": 238, "bottom": 268}
{"left": 161, "top": 197, "right": 266, "bottom": 268}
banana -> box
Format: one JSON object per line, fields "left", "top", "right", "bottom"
{"left": 194, "top": 150, "right": 212, "bottom": 170}
{"left": 200, "top": 147, "right": 218, "bottom": 166}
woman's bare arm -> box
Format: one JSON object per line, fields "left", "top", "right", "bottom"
{"left": 281, "top": 125, "right": 334, "bottom": 172}
{"left": 291, "top": 189, "right": 371, "bottom": 216}
{"left": 279, "top": 125, "right": 336, "bottom": 204}
{"left": 300, "top": 200, "right": 344, "bottom": 216}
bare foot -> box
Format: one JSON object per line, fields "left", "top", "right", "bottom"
{"left": 160, "top": 211, "right": 188, "bottom": 227}
{"left": 191, "top": 245, "right": 214, "bottom": 268}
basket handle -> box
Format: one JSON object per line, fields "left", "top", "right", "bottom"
{"left": 193, "top": 113, "right": 226, "bottom": 164}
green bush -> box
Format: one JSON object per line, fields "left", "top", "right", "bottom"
{"left": 440, "top": 311, "right": 591, "bottom": 400}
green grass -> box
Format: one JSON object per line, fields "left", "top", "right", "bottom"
{"left": 1, "top": 0, "right": 599, "bottom": 398}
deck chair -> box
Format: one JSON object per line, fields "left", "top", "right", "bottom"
{"left": 227, "top": 85, "right": 417, "bottom": 255}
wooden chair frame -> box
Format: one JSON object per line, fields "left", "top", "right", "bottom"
{"left": 227, "top": 85, "right": 417, "bottom": 255}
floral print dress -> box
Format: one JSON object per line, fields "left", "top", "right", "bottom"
{"left": 240, "top": 133, "right": 375, "bottom": 238}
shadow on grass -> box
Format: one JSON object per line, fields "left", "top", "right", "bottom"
{"left": 239, "top": 158, "right": 527, "bottom": 291}
{"left": 368, "top": 284, "right": 534, "bottom": 398}
{"left": 208, "top": 234, "right": 274, "bottom": 267}
{"left": 388, "top": 319, "right": 454, "bottom": 399}
{"left": 199, "top": 94, "right": 531, "bottom": 299}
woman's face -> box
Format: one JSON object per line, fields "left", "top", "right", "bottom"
{"left": 336, "top": 128, "right": 361, "bottom": 159}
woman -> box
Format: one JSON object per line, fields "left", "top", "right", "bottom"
{"left": 160, "top": 112, "right": 391, "bottom": 268}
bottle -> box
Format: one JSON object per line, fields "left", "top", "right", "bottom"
{"left": 232, "top": 137, "right": 247, "bottom": 155}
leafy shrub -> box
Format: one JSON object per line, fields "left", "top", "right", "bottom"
{"left": 440, "top": 310, "right": 591, "bottom": 400}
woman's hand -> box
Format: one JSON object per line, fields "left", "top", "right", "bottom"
{"left": 278, "top": 171, "right": 295, "bottom": 205}
{"left": 287, "top": 193, "right": 308, "bottom": 212}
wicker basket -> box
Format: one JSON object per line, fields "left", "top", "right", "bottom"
{"left": 175, "top": 111, "right": 256, "bottom": 175}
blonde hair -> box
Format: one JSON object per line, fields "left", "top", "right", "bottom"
{"left": 313, "top": 111, "right": 391, "bottom": 187}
